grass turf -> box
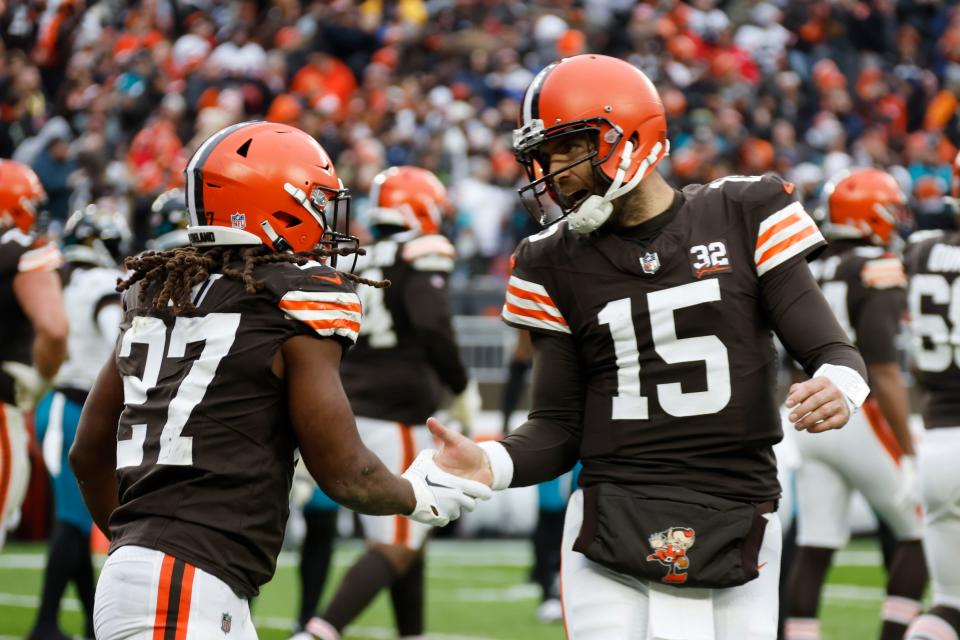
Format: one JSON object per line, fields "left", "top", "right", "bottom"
{"left": 0, "top": 538, "right": 895, "bottom": 640}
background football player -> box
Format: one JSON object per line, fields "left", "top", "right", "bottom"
{"left": 903, "top": 152, "right": 960, "bottom": 640}
{"left": 298, "top": 165, "right": 480, "bottom": 640}
{"left": 417, "top": 54, "right": 870, "bottom": 640}
{"left": 147, "top": 188, "right": 190, "bottom": 251}
{"left": 28, "top": 203, "right": 129, "bottom": 640}
{"left": 784, "top": 168, "right": 926, "bottom": 640}
{"left": 0, "top": 159, "right": 67, "bottom": 550}
{"left": 69, "top": 122, "right": 490, "bottom": 640}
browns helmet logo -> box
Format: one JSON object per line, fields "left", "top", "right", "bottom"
{"left": 646, "top": 526, "right": 696, "bottom": 584}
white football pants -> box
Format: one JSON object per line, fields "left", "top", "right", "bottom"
{"left": 94, "top": 545, "right": 258, "bottom": 640}
{"left": 794, "top": 399, "right": 922, "bottom": 548}
{"left": 0, "top": 403, "right": 30, "bottom": 550}
{"left": 356, "top": 417, "right": 434, "bottom": 550}
{"left": 918, "top": 427, "right": 960, "bottom": 609}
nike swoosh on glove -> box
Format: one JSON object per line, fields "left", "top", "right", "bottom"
{"left": 401, "top": 449, "right": 493, "bottom": 527}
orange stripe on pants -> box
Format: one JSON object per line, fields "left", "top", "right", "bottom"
{"left": 0, "top": 405, "right": 10, "bottom": 521}
{"left": 174, "top": 563, "right": 196, "bottom": 640}
{"left": 394, "top": 423, "right": 417, "bottom": 545}
{"left": 153, "top": 555, "right": 176, "bottom": 640}
{"left": 863, "top": 398, "right": 903, "bottom": 465}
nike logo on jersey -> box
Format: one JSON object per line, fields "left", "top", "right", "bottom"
{"left": 311, "top": 272, "right": 343, "bottom": 286}
{"left": 425, "top": 475, "right": 454, "bottom": 490}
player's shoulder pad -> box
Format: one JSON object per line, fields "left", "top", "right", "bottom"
{"left": 860, "top": 252, "right": 906, "bottom": 290}
{"left": 15, "top": 236, "right": 62, "bottom": 273}
{"left": 401, "top": 233, "right": 456, "bottom": 272}
{"left": 512, "top": 221, "right": 570, "bottom": 270}
{"left": 265, "top": 260, "right": 361, "bottom": 344}
{"left": 907, "top": 229, "right": 945, "bottom": 245}
{"left": 704, "top": 173, "right": 795, "bottom": 206}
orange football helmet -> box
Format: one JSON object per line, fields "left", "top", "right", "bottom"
{"left": 367, "top": 166, "right": 450, "bottom": 235}
{"left": 513, "top": 54, "right": 669, "bottom": 230}
{"left": 821, "top": 168, "right": 907, "bottom": 246}
{"left": 0, "top": 160, "right": 46, "bottom": 233}
{"left": 184, "top": 121, "right": 354, "bottom": 255}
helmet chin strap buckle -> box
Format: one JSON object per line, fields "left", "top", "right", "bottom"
{"left": 568, "top": 195, "right": 613, "bottom": 234}
{"left": 260, "top": 220, "right": 292, "bottom": 252}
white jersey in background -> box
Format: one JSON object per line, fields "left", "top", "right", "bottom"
{"left": 55, "top": 265, "right": 122, "bottom": 392}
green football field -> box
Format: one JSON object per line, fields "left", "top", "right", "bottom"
{"left": 0, "top": 537, "right": 900, "bottom": 639}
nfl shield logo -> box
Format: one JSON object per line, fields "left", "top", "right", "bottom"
{"left": 221, "top": 612, "right": 232, "bottom": 634}
{"left": 640, "top": 252, "right": 660, "bottom": 274}
{"left": 230, "top": 212, "right": 246, "bottom": 229}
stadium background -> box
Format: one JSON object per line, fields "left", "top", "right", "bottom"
{"left": 1, "top": 0, "right": 957, "bottom": 638}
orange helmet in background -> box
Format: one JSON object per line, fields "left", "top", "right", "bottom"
{"left": 184, "top": 121, "right": 354, "bottom": 254}
{"left": 513, "top": 54, "right": 669, "bottom": 231}
{"left": 367, "top": 166, "right": 450, "bottom": 235}
{"left": 821, "top": 168, "right": 907, "bottom": 246}
{"left": 0, "top": 160, "right": 46, "bottom": 233}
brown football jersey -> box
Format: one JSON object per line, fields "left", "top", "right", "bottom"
{"left": 808, "top": 240, "right": 906, "bottom": 365}
{"left": 0, "top": 228, "right": 62, "bottom": 404}
{"left": 109, "top": 257, "right": 360, "bottom": 598}
{"left": 341, "top": 231, "right": 468, "bottom": 424}
{"left": 502, "top": 174, "right": 830, "bottom": 502}
{"left": 904, "top": 230, "right": 960, "bottom": 429}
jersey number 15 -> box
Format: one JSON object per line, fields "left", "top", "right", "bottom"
{"left": 599, "top": 279, "right": 731, "bottom": 419}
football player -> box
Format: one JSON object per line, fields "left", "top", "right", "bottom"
{"left": 784, "top": 169, "right": 926, "bottom": 640}
{"left": 903, "top": 153, "right": 960, "bottom": 640}
{"left": 298, "top": 165, "right": 480, "bottom": 640}
{"left": 29, "top": 203, "right": 129, "bottom": 640}
{"left": 417, "top": 54, "right": 870, "bottom": 640}
{"left": 69, "top": 122, "right": 490, "bottom": 640}
{"left": 0, "top": 159, "right": 67, "bottom": 550}
{"left": 147, "top": 187, "right": 190, "bottom": 251}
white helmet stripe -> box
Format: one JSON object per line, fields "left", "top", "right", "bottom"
{"left": 522, "top": 63, "right": 555, "bottom": 126}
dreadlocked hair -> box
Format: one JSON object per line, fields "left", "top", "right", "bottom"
{"left": 117, "top": 244, "right": 389, "bottom": 315}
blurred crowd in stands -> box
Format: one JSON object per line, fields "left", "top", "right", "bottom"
{"left": 2, "top": 0, "right": 960, "bottom": 312}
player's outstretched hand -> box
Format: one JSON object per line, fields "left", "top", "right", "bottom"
{"left": 401, "top": 449, "right": 492, "bottom": 527}
{"left": 427, "top": 417, "right": 493, "bottom": 487}
{"left": 785, "top": 376, "right": 851, "bottom": 433}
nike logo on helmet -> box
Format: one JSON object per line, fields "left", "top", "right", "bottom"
{"left": 311, "top": 272, "right": 343, "bottom": 286}
{"left": 425, "top": 475, "right": 454, "bottom": 490}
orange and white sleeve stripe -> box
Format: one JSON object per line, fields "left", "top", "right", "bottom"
{"left": 754, "top": 201, "right": 824, "bottom": 277}
{"left": 279, "top": 290, "right": 362, "bottom": 343}
{"left": 502, "top": 275, "right": 570, "bottom": 334}
{"left": 402, "top": 235, "right": 456, "bottom": 272}
{"left": 861, "top": 257, "right": 907, "bottom": 289}
{"left": 17, "top": 243, "right": 62, "bottom": 273}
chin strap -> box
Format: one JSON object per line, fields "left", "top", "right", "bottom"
{"left": 567, "top": 139, "right": 669, "bottom": 235}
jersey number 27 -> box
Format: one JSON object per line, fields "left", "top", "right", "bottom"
{"left": 116, "top": 313, "right": 240, "bottom": 469}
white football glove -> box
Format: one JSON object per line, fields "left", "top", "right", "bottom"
{"left": 896, "top": 454, "right": 920, "bottom": 510}
{"left": 448, "top": 379, "right": 482, "bottom": 433}
{"left": 401, "top": 449, "right": 492, "bottom": 527}
{"left": 1, "top": 361, "right": 51, "bottom": 412}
